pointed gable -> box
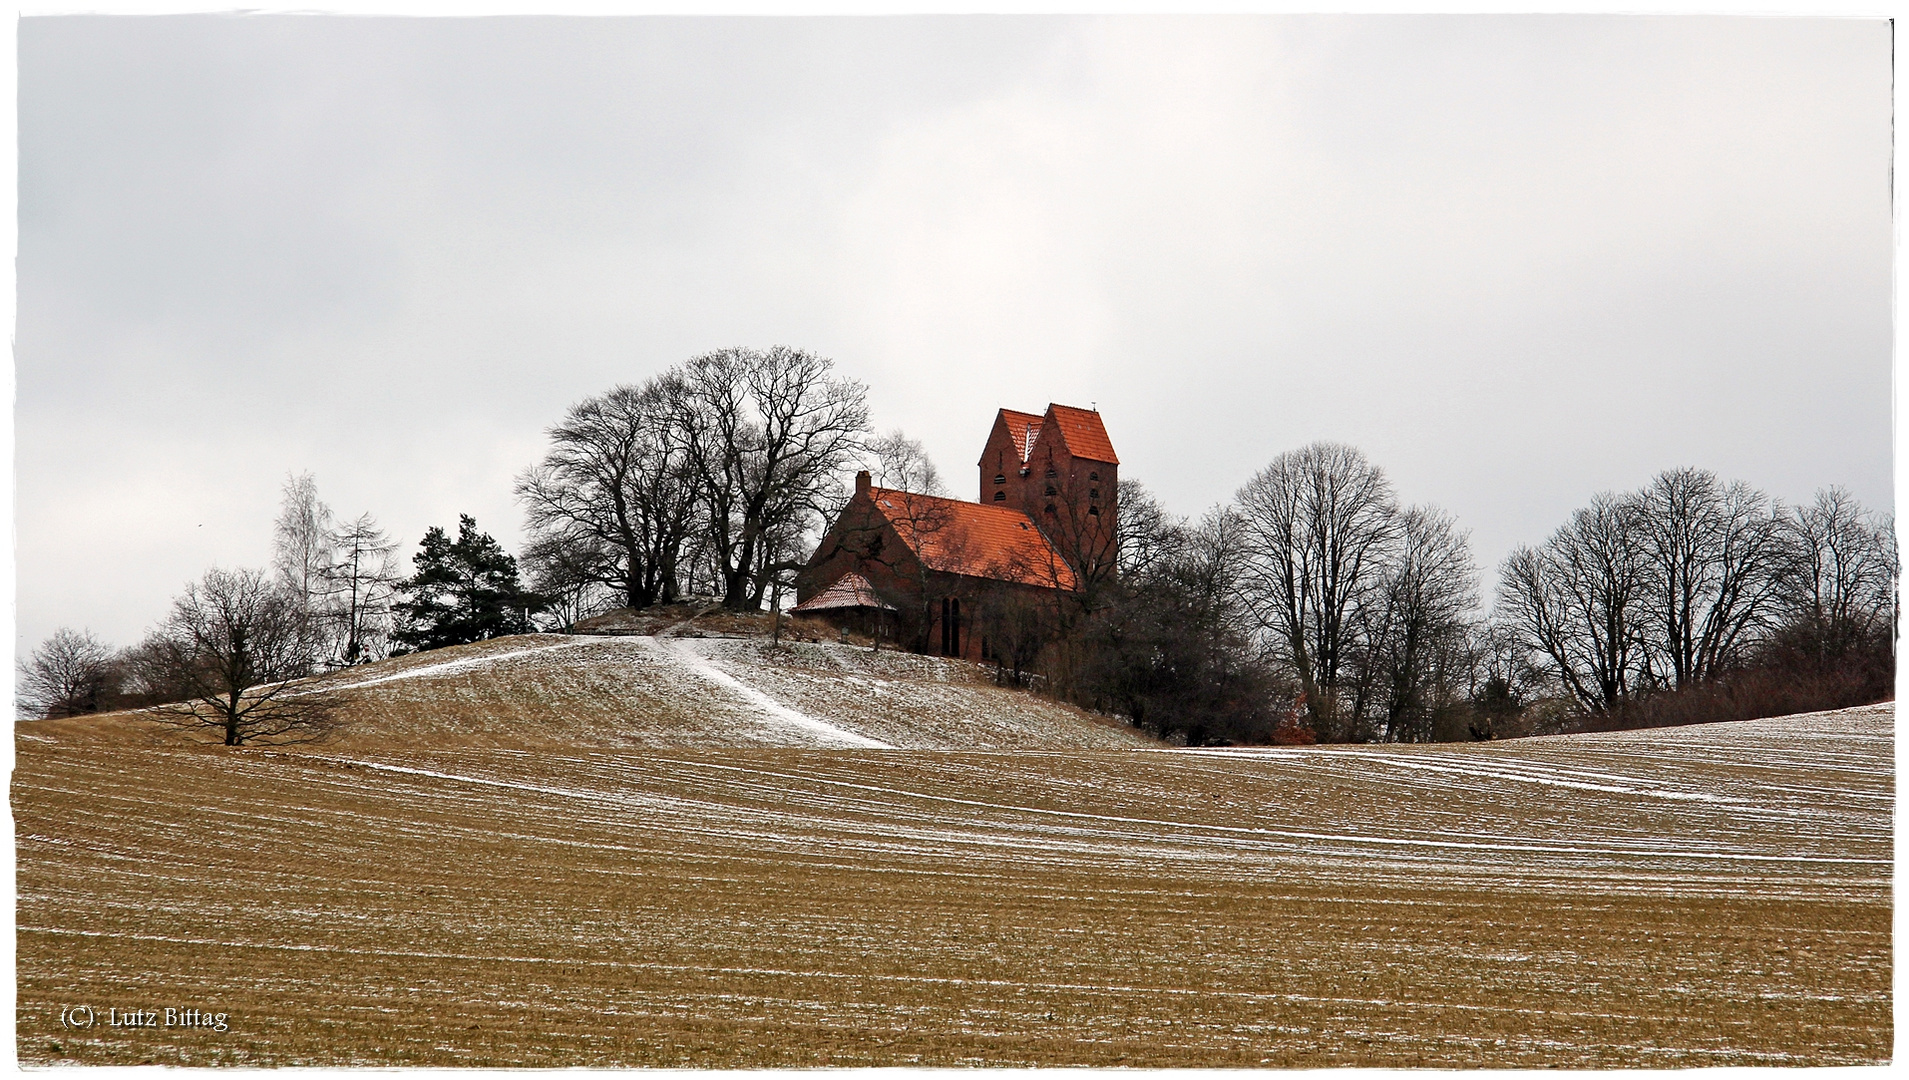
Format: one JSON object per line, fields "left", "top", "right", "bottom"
{"left": 991, "top": 408, "right": 1044, "bottom": 463}
{"left": 1038, "top": 403, "right": 1119, "bottom": 465}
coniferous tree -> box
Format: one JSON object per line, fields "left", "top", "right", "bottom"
{"left": 393, "top": 515, "right": 546, "bottom": 653}
{"left": 325, "top": 513, "right": 400, "bottom": 665}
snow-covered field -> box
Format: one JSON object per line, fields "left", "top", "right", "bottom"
{"left": 13, "top": 702, "right": 1891, "bottom": 1066}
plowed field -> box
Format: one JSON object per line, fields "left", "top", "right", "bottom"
{"left": 13, "top": 704, "right": 1891, "bottom": 1066}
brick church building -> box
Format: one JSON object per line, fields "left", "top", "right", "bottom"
{"left": 793, "top": 403, "right": 1118, "bottom": 661}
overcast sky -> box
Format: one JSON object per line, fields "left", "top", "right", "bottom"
{"left": 15, "top": 14, "right": 1894, "bottom": 654}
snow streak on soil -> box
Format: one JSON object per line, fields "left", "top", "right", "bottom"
{"left": 13, "top": 703, "right": 1892, "bottom": 1068}
{"left": 657, "top": 637, "right": 893, "bottom": 748}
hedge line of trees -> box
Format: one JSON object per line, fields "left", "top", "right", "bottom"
{"left": 1499, "top": 480, "right": 1896, "bottom": 733}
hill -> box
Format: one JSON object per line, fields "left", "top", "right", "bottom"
{"left": 29, "top": 616, "right": 1154, "bottom": 751}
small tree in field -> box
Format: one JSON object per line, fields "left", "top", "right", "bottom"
{"left": 145, "top": 567, "right": 341, "bottom": 746}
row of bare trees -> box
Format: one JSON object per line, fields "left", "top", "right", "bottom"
{"left": 17, "top": 567, "right": 344, "bottom": 744}
{"left": 517, "top": 345, "right": 870, "bottom": 622}
{"left": 20, "top": 358, "right": 1893, "bottom": 746}
{"left": 1051, "top": 444, "right": 1893, "bottom": 744}
{"left": 1498, "top": 478, "right": 1896, "bottom": 726}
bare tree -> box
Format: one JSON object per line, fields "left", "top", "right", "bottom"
{"left": 757, "top": 514, "right": 816, "bottom": 647}
{"left": 1470, "top": 620, "right": 1549, "bottom": 739}
{"left": 1114, "top": 479, "right": 1185, "bottom": 580}
{"left": 272, "top": 472, "right": 335, "bottom": 671}
{"left": 145, "top": 567, "right": 341, "bottom": 746}
{"left": 1496, "top": 493, "right": 1650, "bottom": 715}
{"left": 866, "top": 428, "right": 947, "bottom": 496}
{"left": 1033, "top": 466, "right": 1122, "bottom": 609}
{"left": 1778, "top": 487, "right": 1899, "bottom": 657}
{"left": 1632, "top": 469, "right": 1788, "bottom": 689}
{"left": 17, "top": 628, "right": 119, "bottom": 719}
{"left": 517, "top": 380, "right": 699, "bottom": 612}
{"left": 669, "top": 346, "right": 871, "bottom": 611}
{"left": 1363, "top": 506, "right": 1480, "bottom": 742}
{"left": 324, "top": 513, "right": 400, "bottom": 665}
{"left": 1233, "top": 442, "right": 1400, "bottom": 740}
{"left": 521, "top": 530, "right": 612, "bottom": 631}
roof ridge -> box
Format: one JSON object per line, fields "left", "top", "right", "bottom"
{"left": 868, "top": 485, "right": 1036, "bottom": 518}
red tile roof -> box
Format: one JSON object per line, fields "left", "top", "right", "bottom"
{"left": 868, "top": 487, "right": 1077, "bottom": 590}
{"left": 998, "top": 409, "right": 1044, "bottom": 462}
{"left": 790, "top": 571, "right": 895, "bottom": 613}
{"left": 1043, "top": 404, "right": 1118, "bottom": 464}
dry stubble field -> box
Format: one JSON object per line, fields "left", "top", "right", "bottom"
{"left": 13, "top": 704, "right": 1893, "bottom": 1067}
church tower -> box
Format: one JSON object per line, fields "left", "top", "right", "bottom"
{"left": 977, "top": 403, "right": 1119, "bottom": 579}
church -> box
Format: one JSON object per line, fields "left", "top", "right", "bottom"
{"left": 793, "top": 403, "right": 1119, "bottom": 661}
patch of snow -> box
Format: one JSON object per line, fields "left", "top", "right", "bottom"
{"left": 658, "top": 637, "right": 893, "bottom": 749}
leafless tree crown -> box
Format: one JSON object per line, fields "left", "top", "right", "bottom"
{"left": 144, "top": 567, "right": 342, "bottom": 746}
{"left": 17, "top": 627, "right": 117, "bottom": 719}
{"left": 867, "top": 429, "right": 947, "bottom": 497}
{"left": 522, "top": 346, "right": 870, "bottom": 615}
